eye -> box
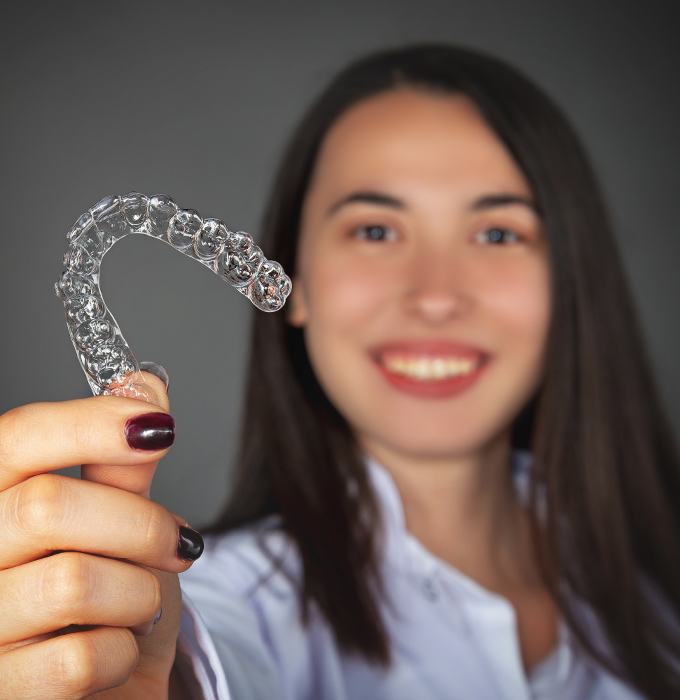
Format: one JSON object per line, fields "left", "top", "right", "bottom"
{"left": 351, "top": 224, "right": 397, "bottom": 242}
{"left": 474, "top": 227, "right": 522, "bottom": 245}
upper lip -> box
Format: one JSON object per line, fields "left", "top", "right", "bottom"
{"left": 369, "top": 339, "right": 491, "bottom": 362}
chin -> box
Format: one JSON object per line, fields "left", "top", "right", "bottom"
{"left": 358, "top": 422, "right": 512, "bottom": 464}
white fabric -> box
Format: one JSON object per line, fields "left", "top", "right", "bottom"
{"left": 178, "top": 452, "right": 645, "bottom": 699}
{"left": 177, "top": 592, "right": 232, "bottom": 699}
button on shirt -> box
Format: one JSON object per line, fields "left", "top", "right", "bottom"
{"left": 177, "top": 452, "right": 644, "bottom": 699}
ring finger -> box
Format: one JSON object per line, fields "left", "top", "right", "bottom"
{"left": 0, "top": 551, "right": 161, "bottom": 647}
{"left": 0, "top": 626, "right": 139, "bottom": 699}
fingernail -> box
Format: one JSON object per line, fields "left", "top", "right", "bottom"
{"left": 178, "top": 526, "right": 204, "bottom": 561}
{"left": 153, "top": 607, "right": 163, "bottom": 625}
{"left": 139, "top": 361, "right": 170, "bottom": 391}
{"left": 125, "top": 412, "right": 175, "bottom": 450}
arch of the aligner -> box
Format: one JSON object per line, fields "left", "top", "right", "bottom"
{"left": 55, "top": 193, "right": 292, "bottom": 397}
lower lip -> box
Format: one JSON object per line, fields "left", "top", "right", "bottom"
{"left": 374, "top": 358, "right": 488, "bottom": 399}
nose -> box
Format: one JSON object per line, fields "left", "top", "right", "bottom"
{"left": 401, "top": 245, "right": 474, "bottom": 323}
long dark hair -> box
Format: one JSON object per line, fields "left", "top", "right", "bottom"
{"left": 208, "top": 44, "right": 680, "bottom": 698}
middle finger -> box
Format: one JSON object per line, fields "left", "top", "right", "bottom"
{"left": 0, "top": 473, "right": 200, "bottom": 571}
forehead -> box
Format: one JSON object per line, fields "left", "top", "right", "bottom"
{"left": 307, "top": 88, "right": 531, "bottom": 199}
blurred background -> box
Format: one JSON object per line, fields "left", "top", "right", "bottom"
{"left": 1, "top": 0, "right": 678, "bottom": 526}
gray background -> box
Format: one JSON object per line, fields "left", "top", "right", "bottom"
{"left": 2, "top": 1, "right": 678, "bottom": 527}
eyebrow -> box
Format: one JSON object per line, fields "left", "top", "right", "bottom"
{"left": 326, "top": 189, "right": 540, "bottom": 218}
{"left": 470, "top": 193, "right": 540, "bottom": 216}
{"left": 326, "top": 191, "right": 404, "bottom": 217}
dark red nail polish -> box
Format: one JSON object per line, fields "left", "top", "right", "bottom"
{"left": 178, "top": 526, "right": 204, "bottom": 561}
{"left": 124, "top": 412, "right": 175, "bottom": 450}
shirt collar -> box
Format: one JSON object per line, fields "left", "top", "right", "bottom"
{"left": 362, "top": 449, "right": 535, "bottom": 551}
{"left": 362, "top": 451, "right": 577, "bottom": 686}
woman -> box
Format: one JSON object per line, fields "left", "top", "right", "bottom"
{"left": 179, "top": 45, "right": 680, "bottom": 698}
{"left": 0, "top": 44, "right": 677, "bottom": 699}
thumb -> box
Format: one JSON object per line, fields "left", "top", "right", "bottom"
{"left": 81, "top": 364, "right": 172, "bottom": 499}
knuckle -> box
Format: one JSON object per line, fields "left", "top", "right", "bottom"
{"left": 68, "top": 407, "right": 99, "bottom": 456}
{"left": 53, "top": 629, "right": 139, "bottom": 697}
{"left": 137, "top": 501, "right": 169, "bottom": 553}
{"left": 54, "top": 632, "right": 99, "bottom": 697}
{"left": 117, "top": 627, "right": 141, "bottom": 670}
{"left": 102, "top": 628, "right": 140, "bottom": 691}
{"left": 14, "top": 474, "right": 68, "bottom": 538}
{"left": 41, "top": 552, "right": 92, "bottom": 621}
{"left": 0, "top": 404, "right": 30, "bottom": 469}
{"left": 142, "top": 569, "right": 163, "bottom": 615}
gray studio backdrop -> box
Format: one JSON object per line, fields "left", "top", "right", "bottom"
{"left": 2, "top": 1, "right": 678, "bottom": 526}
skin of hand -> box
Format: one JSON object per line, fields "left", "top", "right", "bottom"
{"left": 0, "top": 371, "right": 193, "bottom": 698}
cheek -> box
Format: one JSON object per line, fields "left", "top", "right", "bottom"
{"left": 300, "top": 254, "right": 395, "bottom": 415}
{"left": 484, "top": 258, "right": 551, "bottom": 358}
{"left": 304, "top": 253, "right": 396, "bottom": 333}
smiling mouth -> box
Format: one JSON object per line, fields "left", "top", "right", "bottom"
{"left": 379, "top": 354, "right": 480, "bottom": 381}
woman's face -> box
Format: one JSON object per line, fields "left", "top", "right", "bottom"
{"left": 288, "top": 88, "right": 550, "bottom": 464}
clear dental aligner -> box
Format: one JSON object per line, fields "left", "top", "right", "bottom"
{"left": 55, "top": 192, "right": 292, "bottom": 402}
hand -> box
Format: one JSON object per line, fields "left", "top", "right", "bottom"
{"left": 0, "top": 370, "right": 200, "bottom": 698}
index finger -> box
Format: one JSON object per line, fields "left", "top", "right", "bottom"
{"left": 0, "top": 383, "right": 174, "bottom": 492}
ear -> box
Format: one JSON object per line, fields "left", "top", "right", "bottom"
{"left": 285, "top": 276, "right": 309, "bottom": 327}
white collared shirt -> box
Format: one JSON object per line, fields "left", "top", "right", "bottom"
{"left": 177, "top": 452, "right": 644, "bottom": 699}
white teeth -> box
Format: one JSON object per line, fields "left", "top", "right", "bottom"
{"left": 382, "top": 355, "right": 478, "bottom": 381}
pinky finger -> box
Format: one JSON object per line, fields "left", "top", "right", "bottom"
{"left": 0, "top": 626, "right": 139, "bottom": 700}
